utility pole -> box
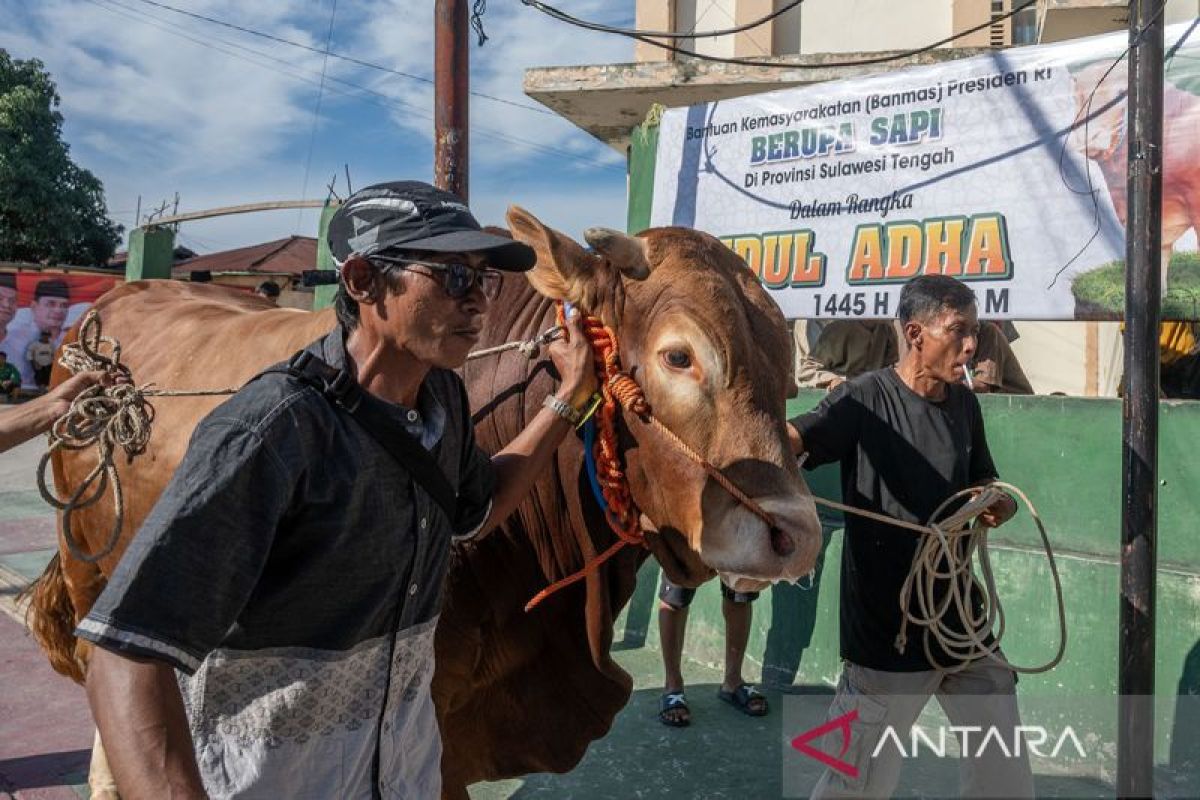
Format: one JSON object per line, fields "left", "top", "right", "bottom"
{"left": 1118, "top": 1, "right": 1163, "bottom": 797}
{"left": 434, "top": 0, "right": 469, "bottom": 201}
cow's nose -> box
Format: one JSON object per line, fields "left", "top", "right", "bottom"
{"left": 769, "top": 525, "right": 795, "bottom": 557}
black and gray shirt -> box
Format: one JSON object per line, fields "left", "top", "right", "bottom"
{"left": 77, "top": 327, "right": 495, "bottom": 799}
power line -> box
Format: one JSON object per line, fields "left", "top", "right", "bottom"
{"left": 518, "top": 0, "right": 805, "bottom": 39}
{"left": 524, "top": 0, "right": 1039, "bottom": 70}
{"left": 84, "top": 0, "right": 622, "bottom": 172}
{"left": 121, "top": 0, "right": 555, "bottom": 116}
{"left": 298, "top": 0, "right": 338, "bottom": 230}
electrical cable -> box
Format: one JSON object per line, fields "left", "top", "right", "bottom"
{"left": 523, "top": 0, "right": 1039, "bottom": 70}
{"left": 123, "top": 0, "right": 555, "bottom": 116}
{"left": 83, "top": 0, "right": 622, "bottom": 172}
{"left": 1048, "top": 0, "right": 1171, "bottom": 287}
{"left": 518, "top": 0, "right": 804, "bottom": 39}
{"left": 298, "top": 0, "right": 338, "bottom": 231}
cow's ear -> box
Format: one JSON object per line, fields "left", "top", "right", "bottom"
{"left": 506, "top": 205, "right": 622, "bottom": 318}
{"left": 583, "top": 227, "right": 652, "bottom": 281}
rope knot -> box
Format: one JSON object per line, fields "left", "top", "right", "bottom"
{"left": 607, "top": 373, "right": 648, "bottom": 416}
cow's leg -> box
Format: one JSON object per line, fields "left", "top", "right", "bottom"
{"left": 89, "top": 728, "right": 121, "bottom": 800}
{"left": 440, "top": 779, "right": 470, "bottom": 800}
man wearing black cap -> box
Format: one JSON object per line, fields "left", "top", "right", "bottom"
{"left": 79, "top": 182, "right": 598, "bottom": 799}
{"left": 2, "top": 277, "right": 72, "bottom": 387}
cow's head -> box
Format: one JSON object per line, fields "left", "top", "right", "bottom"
{"left": 1069, "top": 61, "right": 1128, "bottom": 161}
{"left": 508, "top": 207, "right": 822, "bottom": 591}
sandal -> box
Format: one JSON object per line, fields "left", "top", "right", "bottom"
{"left": 659, "top": 691, "right": 691, "bottom": 727}
{"left": 717, "top": 683, "right": 769, "bottom": 717}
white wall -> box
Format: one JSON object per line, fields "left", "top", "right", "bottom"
{"left": 798, "top": 0, "right": 954, "bottom": 54}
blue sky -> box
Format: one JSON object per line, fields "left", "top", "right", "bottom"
{"left": 0, "top": 0, "right": 636, "bottom": 255}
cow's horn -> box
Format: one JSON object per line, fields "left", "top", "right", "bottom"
{"left": 583, "top": 227, "right": 651, "bottom": 281}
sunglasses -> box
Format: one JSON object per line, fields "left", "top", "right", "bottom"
{"left": 371, "top": 255, "right": 503, "bottom": 301}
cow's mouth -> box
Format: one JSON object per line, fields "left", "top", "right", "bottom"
{"left": 644, "top": 525, "right": 713, "bottom": 588}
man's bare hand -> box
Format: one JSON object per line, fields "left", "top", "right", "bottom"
{"left": 42, "top": 370, "right": 108, "bottom": 418}
{"left": 548, "top": 307, "right": 598, "bottom": 409}
{"left": 977, "top": 491, "right": 1017, "bottom": 528}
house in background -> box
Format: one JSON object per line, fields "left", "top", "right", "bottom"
{"left": 172, "top": 236, "right": 317, "bottom": 309}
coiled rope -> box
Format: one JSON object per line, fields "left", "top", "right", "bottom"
{"left": 813, "top": 482, "right": 1066, "bottom": 675}
{"left": 37, "top": 312, "right": 241, "bottom": 564}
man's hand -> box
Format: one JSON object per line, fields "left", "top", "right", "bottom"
{"left": 41, "top": 370, "right": 109, "bottom": 419}
{"left": 547, "top": 307, "right": 598, "bottom": 409}
{"left": 977, "top": 491, "right": 1017, "bottom": 528}
{"left": 826, "top": 376, "right": 846, "bottom": 391}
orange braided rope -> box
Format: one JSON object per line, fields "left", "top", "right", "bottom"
{"left": 525, "top": 304, "right": 647, "bottom": 611}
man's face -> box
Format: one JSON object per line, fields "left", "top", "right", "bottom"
{"left": 908, "top": 304, "right": 979, "bottom": 385}
{"left": 0, "top": 287, "right": 16, "bottom": 330}
{"left": 33, "top": 295, "right": 69, "bottom": 332}
{"left": 369, "top": 252, "right": 494, "bottom": 369}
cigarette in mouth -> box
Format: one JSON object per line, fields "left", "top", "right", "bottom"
{"left": 963, "top": 364, "right": 974, "bottom": 390}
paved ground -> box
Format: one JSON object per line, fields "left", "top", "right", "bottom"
{"left": 0, "top": 432, "right": 1132, "bottom": 799}
{"left": 0, "top": 438, "right": 90, "bottom": 800}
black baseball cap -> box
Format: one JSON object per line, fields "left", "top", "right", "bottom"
{"left": 327, "top": 181, "right": 535, "bottom": 272}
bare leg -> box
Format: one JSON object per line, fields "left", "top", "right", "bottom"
{"left": 89, "top": 727, "right": 121, "bottom": 800}
{"left": 720, "top": 595, "right": 752, "bottom": 693}
{"left": 658, "top": 599, "right": 690, "bottom": 725}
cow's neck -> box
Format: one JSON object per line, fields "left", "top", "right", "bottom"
{"left": 345, "top": 328, "right": 428, "bottom": 408}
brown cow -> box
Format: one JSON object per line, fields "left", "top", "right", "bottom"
{"left": 1070, "top": 60, "right": 1200, "bottom": 290}
{"left": 27, "top": 208, "right": 822, "bottom": 798}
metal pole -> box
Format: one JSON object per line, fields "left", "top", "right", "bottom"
{"left": 434, "top": 0, "right": 469, "bottom": 201}
{"left": 1118, "top": 1, "right": 1163, "bottom": 797}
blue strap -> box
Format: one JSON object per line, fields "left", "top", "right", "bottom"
{"left": 582, "top": 419, "right": 608, "bottom": 512}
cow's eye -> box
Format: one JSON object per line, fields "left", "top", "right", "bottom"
{"left": 662, "top": 350, "right": 691, "bottom": 370}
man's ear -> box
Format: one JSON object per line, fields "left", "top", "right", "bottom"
{"left": 340, "top": 255, "right": 385, "bottom": 305}
{"left": 904, "top": 321, "right": 923, "bottom": 349}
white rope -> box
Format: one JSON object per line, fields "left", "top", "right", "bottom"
{"left": 813, "top": 481, "right": 1066, "bottom": 675}
{"left": 465, "top": 325, "right": 563, "bottom": 361}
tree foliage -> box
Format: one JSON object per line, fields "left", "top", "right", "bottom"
{"left": 0, "top": 50, "right": 122, "bottom": 266}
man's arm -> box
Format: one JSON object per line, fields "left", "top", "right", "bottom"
{"left": 786, "top": 422, "right": 804, "bottom": 456}
{"left": 87, "top": 648, "right": 206, "bottom": 799}
{"left": 480, "top": 309, "right": 597, "bottom": 532}
{"left": 0, "top": 371, "right": 106, "bottom": 453}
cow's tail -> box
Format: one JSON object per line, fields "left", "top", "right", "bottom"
{"left": 20, "top": 553, "right": 87, "bottom": 684}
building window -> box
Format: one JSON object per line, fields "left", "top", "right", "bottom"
{"left": 991, "top": 1, "right": 1039, "bottom": 47}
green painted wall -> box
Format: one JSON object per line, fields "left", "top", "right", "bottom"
{"left": 313, "top": 203, "right": 339, "bottom": 311}
{"left": 614, "top": 391, "right": 1200, "bottom": 772}
{"left": 124, "top": 226, "right": 175, "bottom": 282}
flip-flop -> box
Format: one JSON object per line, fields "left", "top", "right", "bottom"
{"left": 718, "top": 683, "right": 769, "bottom": 717}
{"left": 659, "top": 691, "right": 691, "bottom": 727}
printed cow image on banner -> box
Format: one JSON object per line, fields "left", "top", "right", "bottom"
{"left": 648, "top": 22, "right": 1200, "bottom": 321}
{"left": 0, "top": 272, "right": 118, "bottom": 390}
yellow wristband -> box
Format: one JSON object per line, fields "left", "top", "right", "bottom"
{"left": 574, "top": 392, "right": 604, "bottom": 429}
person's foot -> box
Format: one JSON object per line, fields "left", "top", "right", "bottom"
{"left": 659, "top": 690, "right": 691, "bottom": 727}
{"left": 718, "top": 682, "right": 768, "bottom": 716}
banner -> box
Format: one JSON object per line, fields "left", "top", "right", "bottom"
{"left": 649, "top": 22, "right": 1200, "bottom": 321}
{"left": 0, "top": 271, "right": 118, "bottom": 391}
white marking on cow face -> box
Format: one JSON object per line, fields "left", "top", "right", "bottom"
{"left": 643, "top": 312, "right": 725, "bottom": 413}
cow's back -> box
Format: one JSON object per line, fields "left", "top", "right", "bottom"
{"left": 52, "top": 281, "right": 335, "bottom": 600}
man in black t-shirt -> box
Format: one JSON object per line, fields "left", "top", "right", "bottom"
{"left": 788, "top": 275, "right": 1033, "bottom": 799}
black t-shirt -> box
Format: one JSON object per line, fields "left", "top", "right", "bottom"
{"left": 792, "top": 367, "right": 998, "bottom": 671}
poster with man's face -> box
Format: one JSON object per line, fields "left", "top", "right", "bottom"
{"left": 0, "top": 272, "right": 118, "bottom": 389}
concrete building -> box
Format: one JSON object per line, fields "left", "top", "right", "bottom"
{"left": 526, "top": 0, "right": 1200, "bottom": 395}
